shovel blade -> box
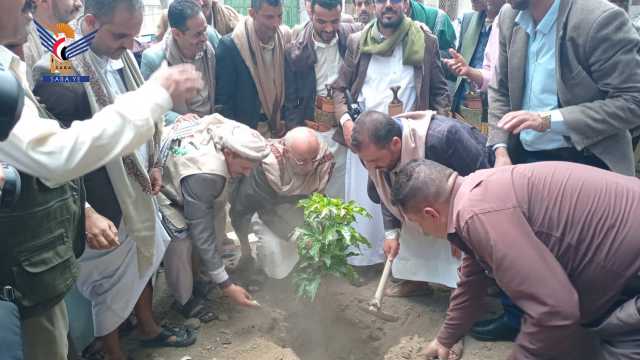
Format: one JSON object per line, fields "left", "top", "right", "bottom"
{"left": 358, "top": 304, "right": 400, "bottom": 323}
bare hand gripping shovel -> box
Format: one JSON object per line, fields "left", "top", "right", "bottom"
{"left": 359, "top": 257, "right": 399, "bottom": 322}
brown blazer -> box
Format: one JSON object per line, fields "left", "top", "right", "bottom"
{"left": 331, "top": 27, "right": 451, "bottom": 145}
{"left": 488, "top": 0, "right": 640, "bottom": 175}
{"left": 283, "top": 21, "right": 363, "bottom": 129}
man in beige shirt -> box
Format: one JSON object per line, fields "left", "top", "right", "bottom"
{"left": 391, "top": 159, "right": 640, "bottom": 360}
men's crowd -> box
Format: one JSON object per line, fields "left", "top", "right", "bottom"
{"left": 0, "top": 0, "right": 639, "bottom": 359}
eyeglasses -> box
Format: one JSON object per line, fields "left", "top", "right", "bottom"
{"left": 286, "top": 150, "right": 320, "bottom": 166}
{"left": 22, "top": 0, "right": 36, "bottom": 14}
{"left": 290, "top": 155, "right": 319, "bottom": 166}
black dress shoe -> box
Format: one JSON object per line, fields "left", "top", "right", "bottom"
{"left": 470, "top": 314, "right": 519, "bottom": 342}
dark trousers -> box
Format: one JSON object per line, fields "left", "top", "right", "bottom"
{"left": 517, "top": 146, "right": 609, "bottom": 169}
{"left": 0, "top": 300, "right": 23, "bottom": 360}
{"left": 502, "top": 146, "right": 610, "bottom": 330}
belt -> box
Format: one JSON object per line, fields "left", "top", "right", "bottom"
{"left": 305, "top": 120, "right": 334, "bottom": 133}
{"left": 0, "top": 286, "right": 16, "bottom": 303}
{"left": 522, "top": 146, "right": 596, "bottom": 163}
{"left": 311, "top": 94, "right": 337, "bottom": 132}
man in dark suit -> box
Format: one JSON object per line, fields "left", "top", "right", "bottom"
{"left": 215, "top": 0, "right": 291, "bottom": 137}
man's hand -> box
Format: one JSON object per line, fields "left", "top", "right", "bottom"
{"left": 0, "top": 165, "right": 5, "bottom": 189}
{"left": 418, "top": 339, "right": 451, "bottom": 359}
{"left": 498, "top": 111, "right": 549, "bottom": 134}
{"left": 223, "top": 284, "right": 259, "bottom": 307}
{"left": 493, "top": 147, "right": 512, "bottom": 168}
{"left": 343, "top": 119, "right": 354, "bottom": 147}
{"left": 85, "top": 207, "right": 119, "bottom": 250}
{"left": 443, "top": 49, "right": 470, "bottom": 77}
{"left": 150, "top": 64, "right": 204, "bottom": 108}
{"left": 383, "top": 237, "right": 400, "bottom": 260}
{"left": 149, "top": 167, "right": 162, "bottom": 195}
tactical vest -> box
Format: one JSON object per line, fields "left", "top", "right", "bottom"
{"left": 0, "top": 91, "right": 85, "bottom": 318}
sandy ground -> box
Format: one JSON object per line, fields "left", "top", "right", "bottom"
{"left": 123, "top": 267, "right": 513, "bottom": 360}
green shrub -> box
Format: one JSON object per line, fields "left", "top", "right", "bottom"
{"left": 292, "top": 193, "right": 371, "bottom": 301}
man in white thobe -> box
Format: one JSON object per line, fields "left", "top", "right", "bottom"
{"left": 32, "top": 1, "right": 202, "bottom": 358}
{"left": 331, "top": 0, "right": 452, "bottom": 294}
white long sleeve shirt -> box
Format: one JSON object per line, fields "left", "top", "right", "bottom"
{"left": 0, "top": 45, "right": 173, "bottom": 188}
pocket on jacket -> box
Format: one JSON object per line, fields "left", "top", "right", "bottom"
{"left": 559, "top": 66, "right": 601, "bottom": 105}
{"left": 12, "top": 230, "right": 78, "bottom": 308}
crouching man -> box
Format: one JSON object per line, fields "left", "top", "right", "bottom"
{"left": 160, "top": 116, "right": 269, "bottom": 321}
{"left": 230, "top": 127, "right": 335, "bottom": 279}
{"left": 391, "top": 159, "right": 640, "bottom": 360}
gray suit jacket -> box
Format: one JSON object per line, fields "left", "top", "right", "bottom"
{"left": 488, "top": 0, "right": 640, "bottom": 175}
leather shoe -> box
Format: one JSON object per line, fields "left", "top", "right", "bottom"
{"left": 470, "top": 314, "right": 519, "bottom": 342}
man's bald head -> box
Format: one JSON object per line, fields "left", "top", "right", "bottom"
{"left": 285, "top": 127, "right": 321, "bottom": 160}
{"left": 284, "top": 127, "right": 321, "bottom": 175}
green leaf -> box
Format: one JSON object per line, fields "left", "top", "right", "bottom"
{"left": 292, "top": 194, "right": 372, "bottom": 301}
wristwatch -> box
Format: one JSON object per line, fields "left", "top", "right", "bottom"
{"left": 538, "top": 111, "right": 552, "bottom": 131}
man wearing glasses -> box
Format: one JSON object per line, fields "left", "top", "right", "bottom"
{"left": 331, "top": 0, "right": 450, "bottom": 287}
{"left": 230, "top": 127, "right": 335, "bottom": 280}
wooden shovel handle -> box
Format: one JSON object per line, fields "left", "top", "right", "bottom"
{"left": 374, "top": 257, "right": 393, "bottom": 304}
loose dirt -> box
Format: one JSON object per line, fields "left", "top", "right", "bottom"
{"left": 126, "top": 269, "right": 512, "bottom": 360}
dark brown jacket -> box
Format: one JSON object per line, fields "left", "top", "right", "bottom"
{"left": 331, "top": 27, "right": 451, "bottom": 145}
{"left": 283, "top": 21, "right": 363, "bottom": 130}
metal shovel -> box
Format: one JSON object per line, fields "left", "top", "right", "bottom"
{"left": 359, "top": 257, "right": 399, "bottom": 322}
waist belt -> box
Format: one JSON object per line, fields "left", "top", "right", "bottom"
{"left": 1, "top": 286, "right": 16, "bottom": 303}
{"left": 311, "top": 95, "right": 337, "bottom": 131}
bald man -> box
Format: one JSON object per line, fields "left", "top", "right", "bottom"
{"left": 230, "top": 127, "right": 336, "bottom": 278}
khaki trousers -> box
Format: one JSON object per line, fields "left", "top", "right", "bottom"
{"left": 21, "top": 300, "right": 69, "bottom": 360}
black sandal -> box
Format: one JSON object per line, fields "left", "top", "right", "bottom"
{"left": 174, "top": 297, "right": 218, "bottom": 323}
{"left": 140, "top": 325, "right": 197, "bottom": 348}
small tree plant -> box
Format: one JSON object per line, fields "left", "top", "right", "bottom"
{"left": 292, "top": 193, "right": 371, "bottom": 301}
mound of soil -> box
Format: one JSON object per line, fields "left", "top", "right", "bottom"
{"left": 384, "top": 335, "right": 427, "bottom": 360}
{"left": 131, "top": 272, "right": 512, "bottom": 360}
{"left": 232, "top": 338, "right": 300, "bottom": 360}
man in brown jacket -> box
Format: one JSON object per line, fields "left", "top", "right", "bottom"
{"left": 329, "top": 0, "right": 450, "bottom": 283}
{"left": 284, "top": 0, "right": 361, "bottom": 198}
{"left": 392, "top": 159, "right": 640, "bottom": 360}
{"left": 332, "top": 0, "right": 450, "bottom": 148}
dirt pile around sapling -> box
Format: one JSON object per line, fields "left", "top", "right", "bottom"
{"left": 232, "top": 338, "right": 300, "bottom": 360}
{"left": 132, "top": 273, "right": 512, "bottom": 360}
{"left": 384, "top": 335, "right": 427, "bottom": 360}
